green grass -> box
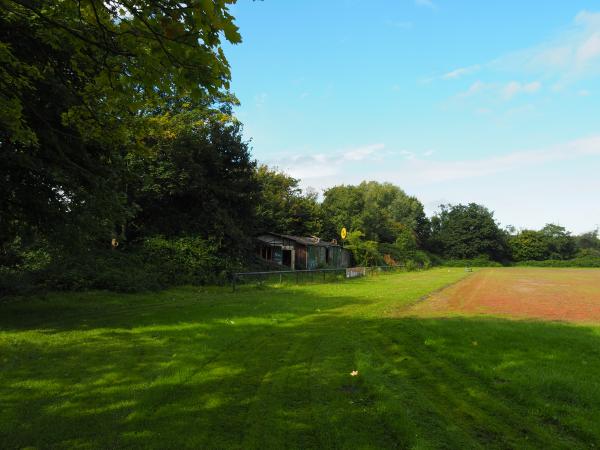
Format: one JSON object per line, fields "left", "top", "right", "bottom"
{"left": 2, "top": 268, "right": 600, "bottom": 449}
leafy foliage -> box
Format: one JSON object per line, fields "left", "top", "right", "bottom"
{"left": 509, "top": 224, "right": 576, "bottom": 261}
{"left": 321, "top": 181, "right": 428, "bottom": 244}
{"left": 345, "top": 230, "right": 381, "bottom": 266}
{"left": 514, "top": 256, "right": 600, "bottom": 268}
{"left": 428, "top": 203, "right": 508, "bottom": 261}
{"left": 1, "top": 0, "right": 240, "bottom": 250}
{"left": 575, "top": 229, "right": 600, "bottom": 253}
{"left": 129, "top": 113, "right": 258, "bottom": 256}
{"left": 254, "top": 165, "right": 322, "bottom": 236}
{"left": 0, "top": 235, "right": 230, "bottom": 295}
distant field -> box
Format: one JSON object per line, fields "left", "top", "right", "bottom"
{"left": 2, "top": 268, "right": 600, "bottom": 449}
{"left": 407, "top": 268, "right": 600, "bottom": 324}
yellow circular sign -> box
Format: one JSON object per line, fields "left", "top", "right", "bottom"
{"left": 340, "top": 227, "right": 347, "bottom": 240}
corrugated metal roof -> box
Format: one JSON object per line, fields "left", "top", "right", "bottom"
{"left": 258, "top": 232, "right": 340, "bottom": 247}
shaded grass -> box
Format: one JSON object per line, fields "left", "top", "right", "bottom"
{"left": 1, "top": 268, "right": 600, "bottom": 449}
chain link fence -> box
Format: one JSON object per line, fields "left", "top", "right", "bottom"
{"left": 231, "top": 265, "right": 407, "bottom": 291}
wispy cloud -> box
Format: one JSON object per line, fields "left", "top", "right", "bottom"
{"left": 415, "top": 0, "right": 436, "bottom": 10}
{"left": 270, "top": 143, "right": 386, "bottom": 180}
{"left": 435, "top": 10, "right": 600, "bottom": 103}
{"left": 458, "top": 80, "right": 488, "bottom": 97}
{"left": 456, "top": 79, "right": 541, "bottom": 101}
{"left": 254, "top": 92, "right": 267, "bottom": 109}
{"left": 343, "top": 143, "right": 385, "bottom": 161}
{"left": 441, "top": 65, "right": 480, "bottom": 80}
{"left": 383, "top": 135, "right": 600, "bottom": 184}
{"left": 502, "top": 81, "right": 542, "bottom": 99}
{"left": 494, "top": 11, "right": 600, "bottom": 81}
{"left": 285, "top": 136, "right": 600, "bottom": 190}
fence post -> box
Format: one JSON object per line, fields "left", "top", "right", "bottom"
{"left": 232, "top": 273, "right": 236, "bottom": 292}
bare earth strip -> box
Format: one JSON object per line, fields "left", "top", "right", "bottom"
{"left": 404, "top": 268, "right": 600, "bottom": 324}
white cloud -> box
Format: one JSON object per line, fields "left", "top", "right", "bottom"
{"left": 254, "top": 92, "right": 267, "bottom": 108}
{"left": 456, "top": 79, "right": 541, "bottom": 101}
{"left": 270, "top": 143, "right": 386, "bottom": 180}
{"left": 399, "top": 150, "right": 416, "bottom": 160}
{"left": 343, "top": 143, "right": 385, "bottom": 161}
{"left": 576, "top": 32, "right": 600, "bottom": 65}
{"left": 285, "top": 136, "right": 600, "bottom": 189}
{"left": 415, "top": 0, "right": 436, "bottom": 10}
{"left": 384, "top": 135, "right": 600, "bottom": 184}
{"left": 502, "top": 80, "right": 541, "bottom": 99}
{"left": 459, "top": 80, "right": 488, "bottom": 97}
{"left": 442, "top": 65, "right": 480, "bottom": 80}
{"left": 436, "top": 11, "right": 600, "bottom": 100}
{"left": 495, "top": 10, "right": 600, "bottom": 79}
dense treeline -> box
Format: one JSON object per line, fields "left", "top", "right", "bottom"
{"left": 1, "top": 1, "right": 598, "bottom": 295}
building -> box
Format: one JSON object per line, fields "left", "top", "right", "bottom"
{"left": 255, "top": 232, "right": 352, "bottom": 270}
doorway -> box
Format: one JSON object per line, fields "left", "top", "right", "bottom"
{"left": 282, "top": 249, "right": 292, "bottom": 268}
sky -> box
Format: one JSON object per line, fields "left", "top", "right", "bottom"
{"left": 224, "top": 0, "right": 600, "bottom": 233}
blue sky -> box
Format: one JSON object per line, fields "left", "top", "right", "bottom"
{"left": 225, "top": 1, "right": 600, "bottom": 233}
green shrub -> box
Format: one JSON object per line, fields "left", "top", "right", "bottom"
{"left": 137, "top": 236, "right": 225, "bottom": 286}
{"left": 1, "top": 236, "right": 231, "bottom": 296}
{"left": 346, "top": 231, "right": 381, "bottom": 266}
{"left": 404, "top": 260, "right": 420, "bottom": 271}
{"left": 514, "top": 256, "right": 600, "bottom": 268}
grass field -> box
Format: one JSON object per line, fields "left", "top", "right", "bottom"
{"left": 2, "top": 268, "right": 600, "bottom": 449}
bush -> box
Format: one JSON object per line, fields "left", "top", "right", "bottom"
{"left": 346, "top": 231, "right": 381, "bottom": 266}
{"left": 514, "top": 256, "right": 600, "bottom": 268}
{"left": 136, "top": 236, "right": 226, "bottom": 286}
{"left": 378, "top": 243, "right": 432, "bottom": 268}
{"left": 1, "top": 236, "right": 231, "bottom": 297}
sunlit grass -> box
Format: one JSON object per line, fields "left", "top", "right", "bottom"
{"left": 1, "top": 268, "right": 600, "bottom": 448}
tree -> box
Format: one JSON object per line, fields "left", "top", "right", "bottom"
{"left": 128, "top": 112, "right": 259, "bottom": 256}
{"left": 576, "top": 230, "right": 600, "bottom": 250}
{"left": 254, "top": 166, "right": 322, "bottom": 236}
{"left": 508, "top": 230, "right": 548, "bottom": 261}
{"left": 321, "top": 181, "right": 428, "bottom": 244}
{"left": 575, "top": 229, "right": 600, "bottom": 256}
{"left": 1, "top": 0, "right": 241, "bottom": 252}
{"left": 345, "top": 230, "right": 380, "bottom": 266}
{"left": 429, "top": 203, "right": 507, "bottom": 260}
{"left": 320, "top": 184, "right": 364, "bottom": 240}
{"left": 539, "top": 224, "right": 576, "bottom": 260}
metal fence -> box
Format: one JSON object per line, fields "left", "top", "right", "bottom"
{"left": 231, "top": 264, "right": 406, "bottom": 291}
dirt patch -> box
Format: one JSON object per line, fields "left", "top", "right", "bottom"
{"left": 403, "top": 268, "right": 600, "bottom": 324}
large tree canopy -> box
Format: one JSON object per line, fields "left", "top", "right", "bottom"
{"left": 321, "top": 181, "right": 429, "bottom": 244}
{"left": 509, "top": 224, "right": 577, "bottom": 261}
{"left": 254, "top": 166, "right": 322, "bottom": 237}
{"left": 1, "top": 0, "right": 240, "bottom": 250}
{"left": 429, "top": 203, "right": 507, "bottom": 260}
{"left": 129, "top": 112, "right": 258, "bottom": 255}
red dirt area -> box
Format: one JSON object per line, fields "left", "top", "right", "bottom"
{"left": 406, "top": 268, "right": 600, "bottom": 324}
